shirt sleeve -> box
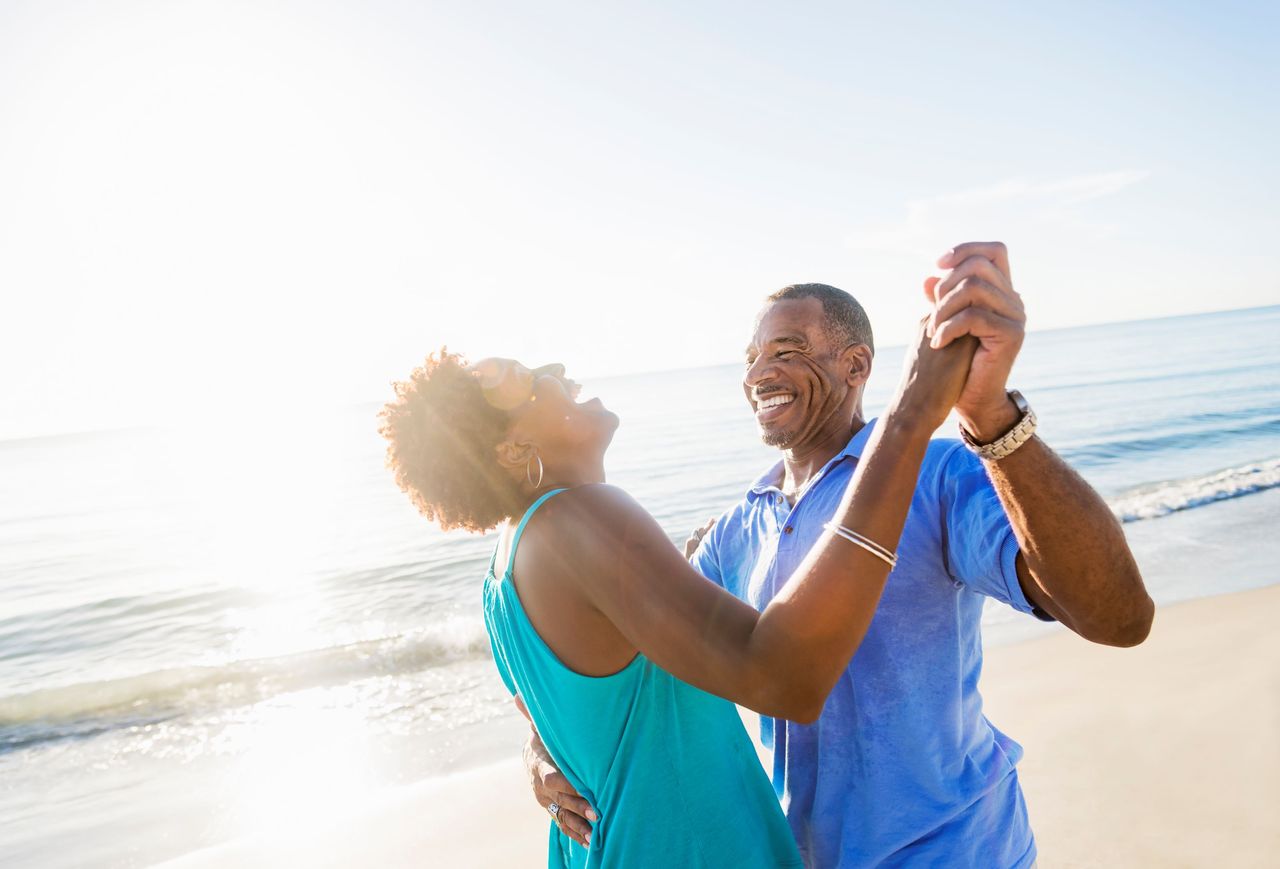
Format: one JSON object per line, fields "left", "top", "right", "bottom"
{"left": 688, "top": 516, "right": 727, "bottom": 589}
{"left": 937, "top": 441, "right": 1049, "bottom": 618}
{"left": 689, "top": 512, "right": 776, "bottom": 752}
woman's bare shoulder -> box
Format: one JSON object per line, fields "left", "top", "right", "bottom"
{"left": 529, "top": 484, "right": 672, "bottom": 573}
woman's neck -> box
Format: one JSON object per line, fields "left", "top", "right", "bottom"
{"left": 523, "top": 455, "right": 606, "bottom": 502}
{"left": 551, "top": 457, "right": 606, "bottom": 488}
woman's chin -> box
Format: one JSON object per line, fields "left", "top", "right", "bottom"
{"left": 568, "top": 396, "right": 620, "bottom": 444}
{"left": 580, "top": 396, "right": 617, "bottom": 420}
{"left": 598, "top": 407, "right": 621, "bottom": 442}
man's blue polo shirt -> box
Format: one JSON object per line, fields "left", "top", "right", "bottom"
{"left": 691, "top": 419, "right": 1042, "bottom": 869}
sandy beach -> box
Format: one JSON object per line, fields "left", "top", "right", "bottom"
{"left": 983, "top": 585, "right": 1279, "bottom": 867}
{"left": 160, "top": 583, "right": 1280, "bottom": 868}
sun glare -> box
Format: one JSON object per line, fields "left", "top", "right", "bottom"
{"left": 225, "top": 686, "right": 377, "bottom": 836}
{"left": 156, "top": 406, "right": 355, "bottom": 592}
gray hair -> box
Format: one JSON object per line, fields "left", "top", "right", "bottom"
{"left": 765, "top": 283, "right": 874, "bottom": 355}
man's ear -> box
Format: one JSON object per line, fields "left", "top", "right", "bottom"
{"left": 495, "top": 437, "right": 538, "bottom": 471}
{"left": 841, "top": 343, "right": 874, "bottom": 387}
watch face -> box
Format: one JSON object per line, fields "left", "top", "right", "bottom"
{"left": 1008, "top": 390, "right": 1029, "bottom": 414}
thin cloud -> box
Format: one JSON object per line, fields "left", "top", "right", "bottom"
{"left": 847, "top": 170, "right": 1151, "bottom": 256}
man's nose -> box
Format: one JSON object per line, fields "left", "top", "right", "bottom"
{"left": 743, "top": 355, "right": 776, "bottom": 390}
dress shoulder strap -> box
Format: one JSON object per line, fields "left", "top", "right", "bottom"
{"left": 501, "top": 487, "right": 569, "bottom": 577}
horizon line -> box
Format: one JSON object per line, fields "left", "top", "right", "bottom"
{"left": 574, "top": 300, "right": 1280, "bottom": 383}
{"left": 4, "top": 302, "right": 1276, "bottom": 445}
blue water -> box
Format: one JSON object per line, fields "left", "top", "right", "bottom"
{"left": 2, "top": 306, "right": 1278, "bottom": 867}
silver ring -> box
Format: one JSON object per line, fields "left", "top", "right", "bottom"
{"left": 548, "top": 802, "right": 561, "bottom": 819}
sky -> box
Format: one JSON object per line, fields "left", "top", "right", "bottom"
{"left": 1, "top": 0, "right": 1277, "bottom": 439}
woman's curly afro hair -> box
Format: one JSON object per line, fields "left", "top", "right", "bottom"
{"left": 378, "top": 348, "right": 523, "bottom": 532}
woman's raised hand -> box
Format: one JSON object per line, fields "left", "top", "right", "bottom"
{"left": 888, "top": 316, "right": 979, "bottom": 432}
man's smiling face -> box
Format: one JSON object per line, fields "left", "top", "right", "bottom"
{"left": 743, "top": 297, "right": 866, "bottom": 450}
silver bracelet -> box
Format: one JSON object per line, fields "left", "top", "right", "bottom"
{"left": 822, "top": 522, "right": 898, "bottom": 568}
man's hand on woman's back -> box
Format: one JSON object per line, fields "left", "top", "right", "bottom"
{"left": 683, "top": 517, "right": 717, "bottom": 560}
{"left": 517, "top": 694, "right": 597, "bottom": 848}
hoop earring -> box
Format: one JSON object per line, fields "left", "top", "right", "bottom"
{"left": 525, "top": 454, "right": 544, "bottom": 489}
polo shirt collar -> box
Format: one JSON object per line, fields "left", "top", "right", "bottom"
{"left": 746, "top": 417, "right": 880, "bottom": 498}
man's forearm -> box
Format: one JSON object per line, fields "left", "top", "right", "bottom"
{"left": 928, "top": 241, "right": 1152, "bottom": 646}
{"left": 985, "top": 435, "right": 1154, "bottom": 647}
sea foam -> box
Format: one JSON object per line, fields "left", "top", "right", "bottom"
{"left": 1108, "top": 457, "right": 1280, "bottom": 523}
{"left": 0, "top": 616, "right": 489, "bottom": 751}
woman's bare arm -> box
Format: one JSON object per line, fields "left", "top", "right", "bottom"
{"left": 560, "top": 325, "right": 973, "bottom": 722}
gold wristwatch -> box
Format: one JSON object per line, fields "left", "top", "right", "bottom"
{"left": 959, "top": 390, "right": 1037, "bottom": 460}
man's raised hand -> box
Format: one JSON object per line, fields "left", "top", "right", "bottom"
{"left": 923, "top": 241, "right": 1027, "bottom": 442}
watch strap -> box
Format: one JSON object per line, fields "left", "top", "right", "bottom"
{"left": 959, "top": 390, "right": 1037, "bottom": 460}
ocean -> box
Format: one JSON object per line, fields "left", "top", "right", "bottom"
{"left": 3, "top": 305, "right": 1278, "bottom": 867}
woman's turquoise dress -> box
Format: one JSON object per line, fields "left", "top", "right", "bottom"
{"left": 483, "top": 488, "right": 803, "bottom": 868}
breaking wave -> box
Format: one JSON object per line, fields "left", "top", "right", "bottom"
{"left": 1108, "top": 457, "right": 1280, "bottom": 523}
{"left": 0, "top": 616, "right": 489, "bottom": 753}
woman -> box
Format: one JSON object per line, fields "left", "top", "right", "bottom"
{"left": 378, "top": 319, "right": 972, "bottom": 867}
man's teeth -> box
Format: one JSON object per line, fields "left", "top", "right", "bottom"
{"left": 757, "top": 395, "right": 794, "bottom": 410}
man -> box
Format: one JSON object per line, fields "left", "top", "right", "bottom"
{"left": 524, "top": 242, "right": 1153, "bottom": 867}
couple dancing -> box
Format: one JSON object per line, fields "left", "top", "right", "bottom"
{"left": 380, "top": 242, "right": 1154, "bottom": 867}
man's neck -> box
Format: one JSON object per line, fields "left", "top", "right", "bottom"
{"left": 780, "top": 415, "right": 867, "bottom": 499}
